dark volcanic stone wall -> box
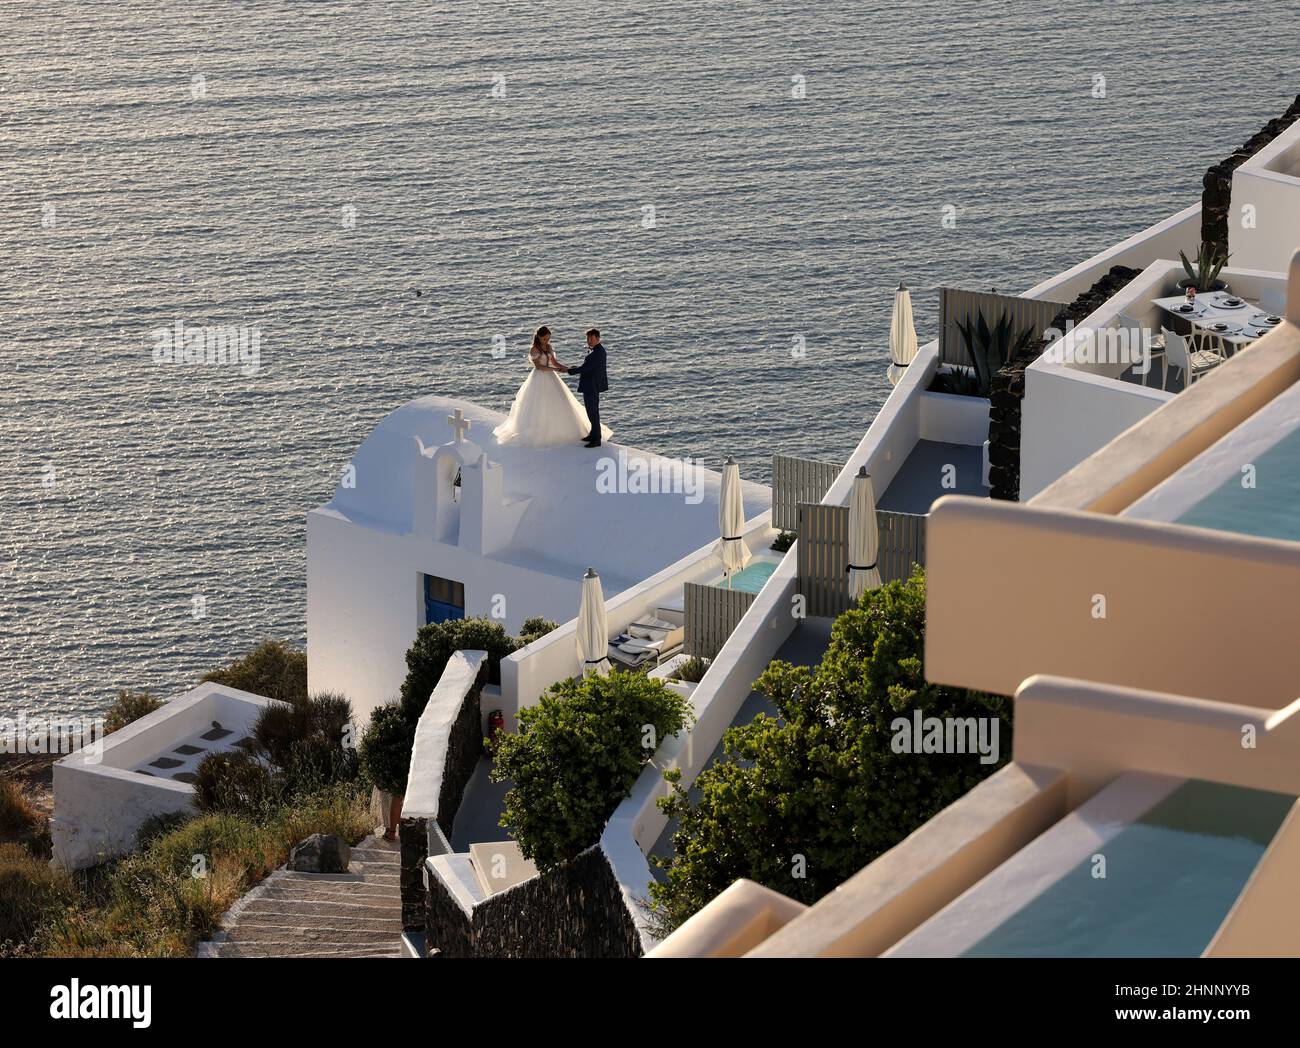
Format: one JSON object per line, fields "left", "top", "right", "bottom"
{"left": 1202, "top": 95, "right": 1300, "bottom": 255}
{"left": 436, "top": 668, "right": 487, "bottom": 846}
{"left": 425, "top": 845, "right": 643, "bottom": 959}
{"left": 987, "top": 265, "right": 1140, "bottom": 501}
{"left": 425, "top": 862, "right": 475, "bottom": 958}
{"left": 399, "top": 816, "right": 429, "bottom": 932}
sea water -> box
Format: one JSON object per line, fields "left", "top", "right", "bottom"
{"left": 5, "top": 0, "right": 1299, "bottom": 715}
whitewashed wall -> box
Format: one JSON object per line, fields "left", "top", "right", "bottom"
{"left": 1231, "top": 122, "right": 1300, "bottom": 274}
{"left": 307, "top": 510, "right": 586, "bottom": 725}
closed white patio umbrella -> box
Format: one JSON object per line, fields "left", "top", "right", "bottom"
{"left": 576, "top": 568, "right": 611, "bottom": 677}
{"left": 715, "top": 457, "right": 751, "bottom": 588}
{"left": 848, "top": 466, "right": 882, "bottom": 598}
{"left": 887, "top": 282, "right": 918, "bottom": 387}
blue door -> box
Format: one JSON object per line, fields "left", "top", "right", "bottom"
{"left": 424, "top": 574, "right": 465, "bottom": 625}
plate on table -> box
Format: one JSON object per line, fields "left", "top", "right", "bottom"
{"left": 1249, "top": 313, "right": 1283, "bottom": 327}
{"left": 1245, "top": 326, "right": 1273, "bottom": 339}
{"left": 1203, "top": 320, "right": 1244, "bottom": 336}
{"left": 1209, "top": 293, "right": 1247, "bottom": 309}
{"left": 1169, "top": 301, "right": 1207, "bottom": 317}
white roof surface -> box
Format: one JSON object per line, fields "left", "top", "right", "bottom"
{"left": 315, "top": 395, "right": 771, "bottom": 593}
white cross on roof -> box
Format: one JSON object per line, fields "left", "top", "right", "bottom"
{"left": 447, "top": 408, "right": 471, "bottom": 444}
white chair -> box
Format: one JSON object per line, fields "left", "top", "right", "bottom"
{"left": 1118, "top": 311, "right": 1165, "bottom": 385}
{"left": 1162, "top": 327, "right": 1223, "bottom": 390}
{"left": 1187, "top": 325, "right": 1232, "bottom": 360}
{"left": 1259, "top": 286, "right": 1287, "bottom": 318}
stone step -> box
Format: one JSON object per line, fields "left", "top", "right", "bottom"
{"left": 273, "top": 869, "right": 396, "bottom": 883}
{"left": 234, "top": 911, "right": 402, "bottom": 933}
{"left": 205, "top": 940, "right": 402, "bottom": 958}
{"left": 241, "top": 897, "right": 399, "bottom": 922}
{"left": 353, "top": 844, "right": 399, "bottom": 855}
{"left": 351, "top": 848, "right": 401, "bottom": 864}
{"left": 250, "top": 891, "right": 398, "bottom": 912}
{"left": 259, "top": 877, "right": 397, "bottom": 899}
{"left": 226, "top": 923, "right": 401, "bottom": 946}
{"left": 201, "top": 833, "right": 408, "bottom": 959}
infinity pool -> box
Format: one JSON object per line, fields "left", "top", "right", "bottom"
{"left": 1174, "top": 427, "right": 1300, "bottom": 542}
{"left": 713, "top": 557, "right": 779, "bottom": 594}
{"left": 1124, "top": 379, "right": 1300, "bottom": 541}
{"left": 961, "top": 780, "right": 1294, "bottom": 958}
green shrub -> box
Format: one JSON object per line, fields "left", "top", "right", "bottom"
{"left": 517, "top": 616, "right": 559, "bottom": 647}
{"left": 648, "top": 566, "right": 1011, "bottom": 932}
{"left": 357, "top": 702, "right": 415, "bottom": 795}
{"left": 192, "top": 691, "right": 359, "bottom": 816}
{"left": 670, "top": 656, "right": 710, "bottom": 684}
{"left": 0, "top": 843, "right": 76, "bottom": 955}
{"left": 201, "top": 641, "right": 307, "bottom": 704}
{"left": 104, "top": 690, "right": 163, "bottom": 735}
{"left": 770, "top": 530, "right": 795, "bottom": 553}
{"left": 192, "top": 751, "right": 282, "bottom": 818}
{"left": 399, "top": 618, "right": 518, "bottom": 721}
{"left": 491, "top": 673, "right": 692, "bottom": 871}
{"left": 251, "top": 691, "right": 358, "bottom": 796}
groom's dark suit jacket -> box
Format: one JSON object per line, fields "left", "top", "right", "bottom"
{"left": 569, "top": 343, "right": 608, "bottom": 394}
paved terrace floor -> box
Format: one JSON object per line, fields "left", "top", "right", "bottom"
{"left": 1116, "top": 340, "right": 1258, "bottom": 394}
{"left": 649, "top": 617, "right": 835, "bottom": 878}
{"left": 451, "top": 758, "right": 511, "bottom": 851}
{"left": 875, "top": 439, "right": 987, "bottom": 515}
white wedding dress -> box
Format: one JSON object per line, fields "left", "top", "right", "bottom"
{"left": 493, "top": 349, "right": 613, "bottom": 447}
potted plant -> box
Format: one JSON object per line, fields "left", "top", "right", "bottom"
{"left": 358, "top": 701, "right": 416, "bottom": 841}
{"left": 1177, "top": 242, "right": 1231, "bottom": 293}
{"left": 954, "top": 310, "right": 1039, "bottom": 397}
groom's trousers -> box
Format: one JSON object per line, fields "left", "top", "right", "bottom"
{"left": 582, "top": 391, "right": 601, "bottom": 442}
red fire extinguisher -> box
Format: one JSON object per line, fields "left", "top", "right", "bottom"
{"left": 487, "top": 709, "right": 505, "bottom": 744}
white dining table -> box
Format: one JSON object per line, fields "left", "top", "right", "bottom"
{"left": 1151, "top": 291, "right": 1285, "bottom": 350}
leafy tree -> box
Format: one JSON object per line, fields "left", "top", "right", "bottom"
{"left": 398, "top": 618, "right": 519, "bottom": 721}
{"left": 201, "top": 641, "right": 307, "bottom": 704}
{"left": 648, "top": 567, "right": 1011, "bottom": 932}
{"left": 491, "top": 673, "right": 692, "bottom": 871}
{"left": 357, "top": 702, "right": 416, "bottom": 795}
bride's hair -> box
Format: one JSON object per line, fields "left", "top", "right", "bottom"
{"left": 530, "top": 326, "right": 551, "bottom": 354}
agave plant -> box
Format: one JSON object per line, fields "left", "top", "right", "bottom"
{"left": 1179, "top": 241, "right": 1231, "bottom": 292}
{"left": 955, "top": 310, "right": 1039, "bottom": 396}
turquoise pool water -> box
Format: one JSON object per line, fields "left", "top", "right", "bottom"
{"left": 961, "top": 780, "right": 1295, "bottom": 958}
{"left": 1175, "top": 428, "right": 1300, "bottom": 542}
{"left": 717, "top": 560, "right": 778, "bottom": 594}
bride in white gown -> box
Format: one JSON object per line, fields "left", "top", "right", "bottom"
{"left": 493, "top": 326, "right": 613, "bottom": 447}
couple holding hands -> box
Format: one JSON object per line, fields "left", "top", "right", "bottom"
{"left": 493, "top": 325, "right": 612, "bottom": 449}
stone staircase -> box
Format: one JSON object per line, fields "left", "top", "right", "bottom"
{"left": 197, "top": 834, "right": 404, "bottom": 958}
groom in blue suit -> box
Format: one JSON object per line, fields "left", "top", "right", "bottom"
{"left": 565, "top": 327, "right": 608, "bottom": 448}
